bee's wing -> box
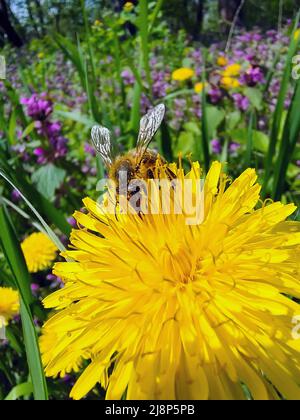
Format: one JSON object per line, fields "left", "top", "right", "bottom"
{"left": 135, "top": 104, "right": 165, "bottom": 164}
{"left": 91, "top": 125, "right": 113, "bottom": 168}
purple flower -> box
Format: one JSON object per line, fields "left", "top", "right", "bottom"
{"left": 31, "top": 284, "right": 40, "bottom": 296}
{"left": 84, "top": 142, "right": 96, "bottom": 157}
{"left": 11, "top": 189, "right": 21, "bottom": 202}
{"left": 232, "top": 93, "right": 250, "bottom": 112}
{"left": 241, "top": 67, "right": 264, "bottom": 86}
{"left": 33, "top": 147, "right": 47, "bottom": 164}
{"left": 211, "top": 139, "right": 222, "bottom": 154}
{"left": 67, "top": 216, "right": 77, "bottom": 227}
{"left": 21, "top": 93, "right": 53, "bottom": 120}
{"left": 121, "top": 69, "right": 135, "bottom": 86}
{"left": 229, "top": 142, "right": 241, "bottom": 154}
{"left": 208, "top": 87, "right": 223, "bottom": 104}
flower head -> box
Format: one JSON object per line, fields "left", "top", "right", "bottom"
{"left": 221, "top": 76, "right": 240, "bottom": 89}
{"left": 0, "top": 287, "right": 19, "bottom": 324}
{"left": 41, "top": 161, "right": 300, "bottom": 400}
{"left": 241, "top": 66, "right": 264, "bottom": 87}
{"left": 232, "top": 93, "right": 250, "bottom": 111}
{"left": 194, "top": 82, "right": 208, "bottom": 94}
{"left": 21, "top": 93, "right": 53, "bottom": 120}
{"left": 123, "top": 2, "right": 134, "bottom": 12}
{"left": 21, "top": 233, "right": 58, "bottom": 273}
{"left": 172, "top": 67, "right": 194, "bottom": 82}
{"left": 211, "top": 139, "right": 222, "bottom": 154}
{"left": 217, "top": 55, "right": 228, "bottom": 67}
{"left": 222, "top": 63, "right": 241, "bottom": 78}
{"left": 294, "top": 29, "right": 300, "bottom": 41}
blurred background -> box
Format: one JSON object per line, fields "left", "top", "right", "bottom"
{"left": 1, "top": 0, "right": 300, "bottom": 47}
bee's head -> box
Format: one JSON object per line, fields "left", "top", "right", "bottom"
{"left": 112, "top": 160, "right": 135, "bottom": 195}
{"left": 114, "top": 160, "right": 134, "bottom": 180}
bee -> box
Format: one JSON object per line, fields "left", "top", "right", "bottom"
{"left": 91, "top": 104, "right": 173, "bottom": 198}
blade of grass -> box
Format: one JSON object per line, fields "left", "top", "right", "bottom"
{"left": 5, "top": 382, "right": 33, "bottom": 401}
{"left": 201, "top": 52, "right": 210, "bottom": 173}
{"left": 0, "top": 196, "right": 53, "bottom": 237}
{"left": 0, "top": 206, "right": 48, "bottom": 400}
{"left": 262, "top": 11, "right": 300, "bottom": 197}
{"left": 0, "top": 169, "right": 66, "bottom": 252}
{"left": 245, "top": 109, "right": 256, "bottom": 168}
{"left": 160, "top": 121, "right": 173, "bottom": 162}
{"left": 129, "top": 82, "right": 142, "bottom": 147}
{"left": 272, "top": 79, "right": 300, "bottom": 200}
{"left": 53, "top": 33, "right": 86, "bottom": 89}
{"left": 138, "top": 0, "right": 152, "bottom": 94}
{"left": 149, "top": 0, "right": 165, "bottom": 33}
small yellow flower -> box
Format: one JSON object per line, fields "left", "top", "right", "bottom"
{"left": 94, "top": 19, "right": 102, "bottom": 26}
{"left": 217, "top": 55, "right": 228, "bottom": 67}
{"left": 0, "top": 287, "right": 19, "bottom": 324}
{"left": 38, "top": 52, "right": 44, "bottom": 59}
{"left": 21, "top": 233, "right": 57, "bottom": 273}
{"left": 123, "top": 2, "right": 134, "bottom": 12}
{"left": 222, "top": 63, "right": 241, "bottom": 78}
{"left": 221, "top": 76, "right": 240, "bottom": 89}
{"left": 294, "top": 29, "right": 300, "bottom": 41}
{"left": 172, "top": 67, "right": 195, "bottom": 82}
{"left": 194, "top": 82, "right": 208, "bottom": 94}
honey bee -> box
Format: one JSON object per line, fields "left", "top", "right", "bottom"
{"left": 91, "top": 104, "right": 173, "bottom": 197}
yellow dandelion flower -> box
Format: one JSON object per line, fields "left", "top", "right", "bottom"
{"left": 222, "top": 63, "right": 242, "bottom": 77}
{"left": 294, "top": 29, "right": 300, "bottom": 41}
{"left": 21, "top": 233, "right": 58, "bottom": 273}
{"left": 41, "top": 161, "right": 300, "bottom": 400}
{"left": 221, "top": 76, "right": 240, "bottom": 89}
{"left": 172, "top": 67, "right": 195, "bottom": 82}
{"left": 217, "top": 55, "right": 228, "bottom": 67}
{"left": 194, "top": 82, "right": 208, "bottom": 94}
{"left": 0, "top": 287, "right": 19, "bottom": 324}
{"left": 123, "top": 2, "right": 134, "bottom": 12}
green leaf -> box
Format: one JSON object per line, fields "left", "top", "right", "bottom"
{"left": 244, "top": 87, "right": 263, "bottom": 111}
{"left": 227, "top": 110, "right": 241, "bottom": 130}
{"left": 54, "top": 110, "right": 95, "bottom": 128}
{"left": 0, "top": 207, "right": 48, "bottom": 400}
{"left": 32, "top": 164, "right": 66, "bottom": 202}
{"left": 175, "top": 131, "right": 196, "bottom": 156}
{"left": 206, "top": 106, "right": 226, "bottom": 139}
{"left": 21, "top": 122, "right": 37, "bottom": 139}
{"left": 184, "top": 122, "right": 201, "bottom": 136}
{"left": 8, "top": 109, "right": 17, "bottom": 145}
{"left": 230, "top": 129, "right": 269, "bottom": 153}
{"left": 5, "top": 382, "right": 33, "bottom": 400}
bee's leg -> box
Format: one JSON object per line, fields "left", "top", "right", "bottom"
{"left": 147, "top": 168, "right": 155, "bottom": 179}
